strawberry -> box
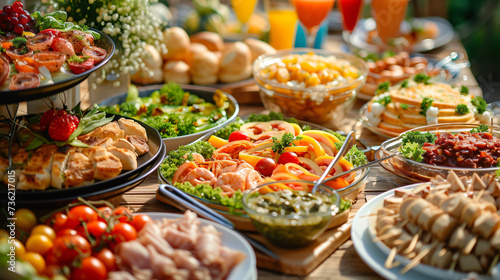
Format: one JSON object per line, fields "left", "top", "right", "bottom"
{"left": 40, "top": 109, "right": 57, "bottom": 131}
{"left": 48, "top": 113, "right": 78, "bottom": 141}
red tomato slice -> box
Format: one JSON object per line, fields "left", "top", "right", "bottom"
{"left": 67, "top": 56, "right": 94, "bottom": 74}
{"left": 33, "top": 51, "right": 65, "bottom": 72}
{"left": 0, "top": 55, "right": 10, "bottom": 86}
{"left": 39, "top": 28, "right": 61, "bottom": 37}
{"left": 82, "top": 46, "right": 106, "bottom": 63}
{"left": 15, "top": 60, "right": 38, "bottom": 73}
{"left": 6, "top": 47, "right": 33, "bottom": 61}
{"left": 50, "top": 37, "right": 75, "bottom": 57}
{"left": 9, "top": 72, "right": 40, "bottom": 90}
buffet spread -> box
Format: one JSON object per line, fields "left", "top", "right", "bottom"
{"left": 1, "top": 1, "right": 497, "bottom": 280}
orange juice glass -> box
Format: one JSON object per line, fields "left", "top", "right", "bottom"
{"left": 266, "top": 0, "right": 298, "bottom": 50}
{"left": 231, "top": 0, "right": 258, "bottom": 24}
{"left": 293, "top": 0, "right": 335, "bottom": 32}
{"left": 371, "top": 0, "right": 409, "bottom": 44}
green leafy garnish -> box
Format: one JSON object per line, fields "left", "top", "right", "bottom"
{"left": 271, "top": 133, "right": 300, "bottom": 155}
{"left": 455, "top": 104, "right": 469, "bottom": 115}
{"left": 247, "top": 112, "right": 298, "bottom": 124}
{"left": 11, "top": 37, "right": 27, "bottom": 48}
{"left": 400, "top": 80, "right": 409, "bottom": 89}
{"left": 419, "top": 97, "right": 433, "bottom": 116}
{"left": 175, "top": 182, "right": 244, "bottom": 209}
{"left": 470, "top": 124, "right": 489, "bottom": 133}
{"left": 400, "top": 103, "right": 409, "bottom": 110}
{"left": 67, "top": 55, "right": 90, "bottom": 64}
{"left": 401, "top": 131, "right": 437, "bottom": 146}
{"left": 414, "top": 73, "right": 431, "bottom": 84}
{"left": 160, "top": 141, "right": 216, "bottom": 179}
{"left": 376, "top": 82, "right": 390, "bottom": 95}
{"left": 460, "top": 86, "right": 469, "bottom": 95}
{"left": 32, "top": 11, "right": 100, "bottom": 40}
{"left": 400, "top": 142, "right": 426, "bottom": 162}
{"left": 374, "top": 94, "right": 392, "bottom": 106}
{"left": 471, "top": 96, "right": 488, "bottom": 114}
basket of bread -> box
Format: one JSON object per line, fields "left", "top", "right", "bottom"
{"left": 361, "top": 73, "right": 491, "bottom": 138}
{"left": 131, "top": 27, "right": 276, "bottom": 86}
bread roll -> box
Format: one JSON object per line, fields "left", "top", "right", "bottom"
{"left": 141, "top": 44, "right": 163, "bottom": 69}
{"left": 244, "top": 38, "right": 276, "bottom": 61}
{"left": 131, "top": 68, "right": 163, "bottom": 85}
{"left": 219, "top": 42, "right": 252, "bottom": 83}
{"left": 190, "top": 32, "right": 224, "bottom": 52}
{"left": 162, "top": 27, "right": 190, "bottom": 60}
{"left": 163, "top": 60, "right": 190, "bottom": 84}
{"left": 183, "top": 43, "right": 208, "bottom": 66}
{"left": 190, "top": 51, "right": 219, "bottom": 85}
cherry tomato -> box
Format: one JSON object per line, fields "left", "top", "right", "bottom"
{"left": 111, "top": 223, "right": 137, "bottom": 244}
{"left": 82, "top": 46, "right": 106, "bottom": 63}
{"left": 228, "top": 131, "right": 250, "bottom": 142}
{"left": 278, "top": 152, "right": 300, "bottom": 165}
{"left": 22, "top": 252, "right": 45, "bottom": 274}
{"left": 14, "top": 208, "right": 37, "bottom": 233}
{"left": 43, "top": 247, "right": 58, "bottom": 266}
{"left": 67, "top": 56, "right": 94, "bottom": 74}
{"left": 30, "top": 225, "right": 56, "bottom": 241}
{"left": 70, "top": 256, "right": 107, "bottom": 280}
{"left": 96, "top": 206, "right": 113, "bottom": 223}
{"left": 44, "top": 264, "right": 64, "bottom": 278}
{"left": 77, "top": 220, "right": 107, "bottom": 243}
{"left": 25, "top": 234, "right": 53, "bottom": 255}
{"left": 0, "top": 229, "right": 8, "bottom": 240}
{"left": 255, "top": 158, "right": 277, "bottom": 177}
{"left": 52, "top": 235, "right": 91, "bottom": 265}
{"left": 39, "top": 28, "right": 61, "bottom": 37}
{"left": 56, "top": 228, "right": 78, "bottom": 238}
{"left": 130, "top": 214, "right": 153, "bottom": 232}
{"left": 66, "top": 205, "right": 98, "bottom": 229}
{"left": 10, "top": 238, "right": 26, "bottom": 258}
{"left": 113, "top": 206, "right": 132, "bottom": 223}
{"left": 93, "top": 248, "right": 117, "bottom": 272}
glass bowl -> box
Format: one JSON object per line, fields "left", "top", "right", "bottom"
{"left": 376, "top": 123, "right": 500, "bottom": 182}
{"left": 242, "top": 179, "right": 340, "bottom": 248}
{"left": 253, "top": 48, "right": 368, "bottom": 124}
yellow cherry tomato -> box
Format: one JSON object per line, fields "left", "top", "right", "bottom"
{"left": 22, "top": 252, "right": 46, "bottom": 274}
{"left": 11, "top": 238, "right": 26, "bottom": 258}
{"left": 14, "top": 209, "right": 37, "bottom": 233}
{"left": 30, "top": 225, "right": 56, "bottom": 241}
{"left": 0, "top": 229, "right": 9, "bottom": 241}
{"left": 25, "top": 234, "right": 53, "bottom": 256}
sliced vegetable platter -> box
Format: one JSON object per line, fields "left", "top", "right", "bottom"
{"left": 99, "top": 83, "right": 239, "bottom": 153}
{"left": 158, "top": 112, "right": 369, "bottom": 230}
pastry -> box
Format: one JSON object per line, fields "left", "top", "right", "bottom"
{"left": 190, "top": 31, "right": 224, "bottom": 52}
{"left": 244, "top": 38, "right": 276, "bottom": 61}
{"left": 190, "top": 51, "right": 219, "bottom": 85}
{"left": 162, "top": 26, "right": 190, "bottom": 60}
{"left": 163, "top": 60, "right": 190, "bottom": 84}
{"left": 219, "top": 42, "right": 252, "bottom": 83}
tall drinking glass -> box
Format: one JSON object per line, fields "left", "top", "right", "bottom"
{"left": 230, "top": 0, "right": 258, "bottom": 35}
{"left": 339, "top": 0, "right": 364, "bottom": 33}
{"left": 293, "top": 0, "right": 335, "bottom": 48}
{"left": 265, "top": 0, "right": 298, "bottom": 50}
{"left": 371, "top": 0, "right": 409, "bottom": 44}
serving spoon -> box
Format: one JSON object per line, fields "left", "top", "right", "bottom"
{"left": 311, "top": 131, "right": 356, "bottom": 194}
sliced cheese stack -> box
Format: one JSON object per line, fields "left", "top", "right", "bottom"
{"left": 0, "top": 118, "right": 149, "bottom": 191}
{"left": 366, "top": 79, "right": 491, "bottom": 135}
{"left": 375, "top": 171, "right": 500, "bottom": 275}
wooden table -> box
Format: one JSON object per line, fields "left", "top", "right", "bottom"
{"left": 119, "top": 34, "right": 478, "bottom": 279}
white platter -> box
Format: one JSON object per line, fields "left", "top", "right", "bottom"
{"left": 145, "top": 212, "right": 257, "bottom": 280}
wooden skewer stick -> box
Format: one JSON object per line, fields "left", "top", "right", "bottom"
{"left": 488, "top": 253, "right": 500, "bottom": 275}
{"left": 401, "top": 228, "right": 422, "bottom": 256}
{"left": 385, "top": 247, "right": 401, "bottom": 269}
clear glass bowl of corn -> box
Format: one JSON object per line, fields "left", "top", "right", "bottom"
{"left": 253, "top": 48, "right": 368, "bottom": 124}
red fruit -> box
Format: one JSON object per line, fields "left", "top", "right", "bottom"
{"left": 278, "top": 152, "right": 300, "bottom": 165}
{"left": 39, "top": 28, "right": 61, "bottom": 37}
{"left": 48, "top": 114, "right": 77, "bottom": 141}
{"left": 255, "top": 158, "right": 277, "bottom": 177}
{"left": 50, "top": 37, "right": 75, "bottom": 57}
{"left": 68, "top": 56, "right": 95, "bottom": 75}
{"left": 12, "top": 2, "right": 23, "bottom": 12}
{"left": 228, "top": 131, "right": 250, "bottom": 142}
{"left": 40, "top": 109, "right": 56, "bottom": 131}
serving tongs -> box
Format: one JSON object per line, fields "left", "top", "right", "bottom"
{"left": 157, "top": 184, "right": 280, "bottom": 260}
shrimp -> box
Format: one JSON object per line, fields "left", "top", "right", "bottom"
{"left": 183, "top": 152, "right": 205, "bottom": 163}
{"left": 245, "top": 170, "right": 263, "bottom": 190}
{"left": 213, "top": 141, "right": 254, "bottom": 159}
{"left": 215, "top": 172, "right": 246, "bottom": 192}
{"left": 236, "top": 162, "right": 253, "bottom": 172}
{"left": 212, "top": 152, "right": 232, "bottom": 161}
{"left": 172, "top": 161, "right": 197, "bottom": 184}
{"left": 210, "top": 160, "right": 237, "bottom": 177}
{"left": 185, "top": 168, "right": 216, "bottom": 186}
{"left": 60, "top": 30, "right": 90, "bottom": 53}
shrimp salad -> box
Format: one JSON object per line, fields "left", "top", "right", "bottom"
{"left": 160, "top": 113, "right": 368, "bottom": 208}
{"left": 0, "top": 5, "right": 106, "bottom": 91}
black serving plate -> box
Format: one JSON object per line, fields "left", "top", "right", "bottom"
{"left": 0, "top": 28, "right": 115, "bottom": 105}
{"left": 0, "top": 114, "right": 164, "bottom": 206}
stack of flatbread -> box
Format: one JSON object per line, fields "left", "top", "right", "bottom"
{"left": 365, "top": 79, "right": 488, "bottom": 134}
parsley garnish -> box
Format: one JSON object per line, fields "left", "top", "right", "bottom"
{"left": 401, "top": 131, "right": 437, "bottom": 146}
{"left": 400, "top": 103, "right": 409, "bottom": 110}
{"left": 374, "top": 95, "right": 392, "bottom": 106}
{"left": 12, "top": 37, "right": 27, "bottom": 48}
{"left": 67, "top": 55, "right": 90, "bottom": 64}
{"left": 271, "top": 133, "right": 301, "bottom": 155}
{"left": 455, "top": 104, "right": 469, "bottom": 115}
{"left": 470, "top": 124, "right": 489, "bottom": 133}
{"left": 376, "top": 82, "right": 390, "bottom": 95}
{"left": 400, "top": 142, "right": 426, "bottom": 162}
{"left": 400, "top": 80, "right": 409, "bottom": 88}
{"left": 414, "top": 73, "right": 431, "bottom": 85}
{"left": 419, "top": 97, "right": 433, "bottom": 116}
{"left": 471, "top": 96, "right": 488, "bottom": 114}
{"left": 460, "top": 86, "right": 469, "bottom": 95}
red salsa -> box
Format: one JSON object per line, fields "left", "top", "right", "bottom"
{"left": 422, "top": 132, "right": 500, "bottom": 168}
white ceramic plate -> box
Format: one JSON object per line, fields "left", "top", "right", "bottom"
{"left": 343, "top": 17, "right": 454, "bottom": 53}
{"left": 352, "top": 185, "right": 494, "bottom": 280}
{"left": 144, "top": 212, "right": 257, "bottom": 280}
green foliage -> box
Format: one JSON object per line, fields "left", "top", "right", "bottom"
{"left": 401, "top": 131, "right": 437, "bottom": 146}
{"left": 455, "top": 104, "right": 470, "bottom": 115}
{"left": 470, "top": 124, "right": 489, "bottom": 133}
{"left": 400, "top": 103, "right": 409, "bottom": 109}
{"left": 213, "top": 118, "right": 244, "bottom": 140}
{"left": 160, "top": 82, "right": 189, "bottom": 105}
{"left": 160, "top": 141, "right": 216, "bottom": 179}
{"left": 460, "top": 86, "right": 469, "bottom": 95}
{"left": 414, "top": 73, "right": 431, "bottom": 84}
{"left": 175, "top": 182, "right": 244, "bottom": 209}
{"left": 375, "top": 82, "right": 390, "bottom": 95}
{"left": 374, "top": 94, "right": 392, "bottom": 106}
{"left": 400, "top": 80, "right": 409, "bottom": 88}
{"left": 420, "top": 97, "right": 434, "bottom": 116}
{"left": 11, "top": 36, "right": 27, "bottom": 48}
{"left": 400, "top": 142, "right": 426, "bottom": 162}
{"left": 471, "top": 96, "right": 488, "bottom": 114}
{"left": 271, "top": 133, "right": 300, "bottom": 154}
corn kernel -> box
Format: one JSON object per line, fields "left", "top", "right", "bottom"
{"left": 301, "top": 61, "right": 318, "bottom": 73}
{"left": 342, "top": 66, "right": 359, "bottom": 79}
{"left": 306, "top": 73, "right": 320, "bottom": 87}
{"left": 296, "top": 69, "right": 310, "bottom": 83}
{"left": 276, "top": 67, "right": 290, "bottom": 83}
